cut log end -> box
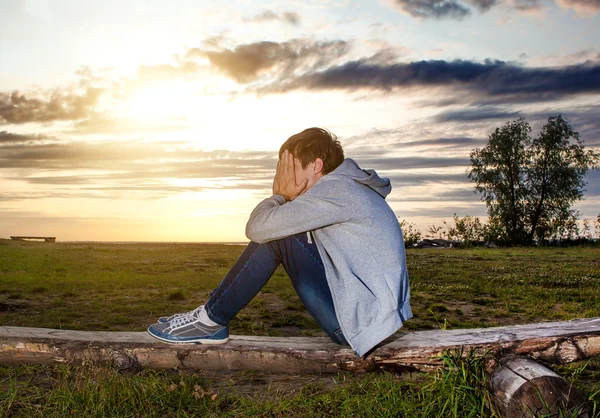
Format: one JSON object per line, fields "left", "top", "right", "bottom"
{"left": 490, "top": 356, "right": 588, "bottom": 417}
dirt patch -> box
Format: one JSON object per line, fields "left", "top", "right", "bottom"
{"left": 0, "top": 301, "right": 27, "bottom": 312}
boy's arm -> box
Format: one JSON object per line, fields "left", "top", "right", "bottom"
{"left": 245, "top": 180, "right": 353, "bottom": 243}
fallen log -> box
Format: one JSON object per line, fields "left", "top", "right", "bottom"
{"left": 1, "top": 317, "right": 599, "bottom": 373}
{"left": 490, "top": 356, "right": 588, "bottom": 417}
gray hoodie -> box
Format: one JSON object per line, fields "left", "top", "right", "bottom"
{"left": 246, "top": 158, "right": 412, "bottom": 356}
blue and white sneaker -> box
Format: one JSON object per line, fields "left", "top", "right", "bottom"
{"left": 158, "top": 306, "right": 202, "bottom": 324}
{"left": 147, "top": 311, "right": 229, "bottom": 345}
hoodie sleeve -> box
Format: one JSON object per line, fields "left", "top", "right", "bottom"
{"left": 245, "top": 177, "right": 353, "bottom": 243}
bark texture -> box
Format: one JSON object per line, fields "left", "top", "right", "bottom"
{"left": 1, "top": 317, "right": 599, "bottom": 373}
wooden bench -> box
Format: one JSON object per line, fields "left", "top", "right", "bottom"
{"left": 10, "top": 236, "right": 56, "bottom": 242}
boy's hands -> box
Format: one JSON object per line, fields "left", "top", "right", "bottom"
{"left": 273, "top": 150, "right": 308, "bottom": 201}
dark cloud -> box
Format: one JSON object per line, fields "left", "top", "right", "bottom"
{"left": 0, "top": 87, "right": 104, "bottom": 125}
{"left": 467, "top": 0, "right": 499, "bottom": 11}
{"left": 387, "top": 172, "right": 470, "bottom": 186}
{"left": 434, "top": 107, "right": 523, "bottom": 122}
{"left": 262, "top": 59, "right": 600, "bottom": 102}
{"left": 0, "top": 131, "right": 50, "bottom": 143}
{"left": 389, "top": 188, "right": 479, "bottom": 202}
{"left": 388, "top": 0, "right": 545, "bottom": 19}
{"left": 188, "top": 39, "right": 350, "bottom": 83}
{"left": 345, "top": 129, "right": 486, "bottom": 149}
{"left": 388, "top": 0, "right": 500, "bottom": 19}
{"left": 244, "top": 10, "right": 300, "bottom": 26}
{"left": 355, "top": 154, "right": 471, "bottom": 170}
{"left": 398, "top": 203, "right": 488, "bottom": 217}
{"left": 403, "top": 137, "right": 488, "bottom": 148}
{"left": 389, "top": 0, "right": 472, "bottom": 19}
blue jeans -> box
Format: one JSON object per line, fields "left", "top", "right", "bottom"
{"left": 204, "top": 232, "right": 348, "bottom": 345}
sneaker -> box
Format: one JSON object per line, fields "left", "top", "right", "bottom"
{"left": 158, "top": 306, "right": 202, "bottom": 324}
{"left": 147, "top": 312, "right": 229, "bottom": 345}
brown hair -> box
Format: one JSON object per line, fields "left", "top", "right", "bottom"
{"left": 279, "top": 127, "right": 344, "bottom": 174}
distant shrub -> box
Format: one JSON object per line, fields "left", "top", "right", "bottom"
{"left": 399, "top": 220, "right": 422, "bottom": 248}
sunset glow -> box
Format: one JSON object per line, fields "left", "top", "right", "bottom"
{"left": 1, "top": 0, "right": 599, "bottom": 242}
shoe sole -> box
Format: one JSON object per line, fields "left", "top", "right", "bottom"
{"left": 147, "top": 326, "right": 229, "bottom": 345}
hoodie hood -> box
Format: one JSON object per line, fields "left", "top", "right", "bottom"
{"left": 330, "top": 158, "right": 391, "bottom": 198}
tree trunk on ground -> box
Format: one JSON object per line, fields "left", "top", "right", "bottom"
{"left": 0, "top": 317, "right": 599, "bottom": 373}
{"left": 490, "top": 356, "right": 588, "bottom": 417}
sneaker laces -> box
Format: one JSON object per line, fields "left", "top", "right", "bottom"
{"left": 170, "top": 313, "right": 198, "bottom": 328}
{"left": 170, "top": 305, "right": 203, "bottom": 321}
{"left": 169, "top": 306, "right": 203, "bottom": 328}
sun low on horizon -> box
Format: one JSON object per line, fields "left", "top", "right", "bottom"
{"left": 0, "top": 0, "right": 599, "bottom": 242}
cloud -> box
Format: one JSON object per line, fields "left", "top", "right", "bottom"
{"left": 387, "top": 0, "right": 501, "bottom": 19}
{"left": 135, "top": 62, "right": 205, "bottom": 83}
{"left": 71, "top": 115, "right": 190, "bottom": 135}
{"left": 0, "top": 87, "right": 104, "bottom": 125}
{"left": 555, "top": 106, "right": 600, "bottom": 146}
{"left": 244, "top": 10, "right": 301, "bottom": 25}
{"left": 434, "top": 107, "right": 523, "bottom": 122}
{"left": 0, "top": 137, "right": 279, "bottom": 202}
{"left": 582, "top": 170, "right": 600, "bottom": 195}
{"left": 555, "top": 0, "right": 600, "bottom": 15}
{"left": 188, "top": 39, "right": 350, "bottom": 83}
{"left": 0, "top": 139, "right": 276, "bottom": 171}
{"left": 261, "top": 58, "right": 600, "bottom": 103}
{"left": 512, "top": 0, "right": 543, "bottom": 10}
{"left": 403, "top": 137, "right": 488, "bottom": 148}
{"left": 0, "top": 138, "right": 278, "bottom": 198}
{"left": 0, "top": 131, "right": 51, "bottom": 143}
{"left": 388, "top": 172, "right": 471, "bottom": 185}
{"left": 344, "top": 128, "right": 487, "bottom": 150}
{"left": 355, "top": 154, "right": 471, "bottom": 170}
{"left": 388, "top": 0, "right": 473, "bottom": 19}
{"left": 387, "top": 0, "right": 546, "bottom": 19}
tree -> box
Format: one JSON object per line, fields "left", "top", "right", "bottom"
{"left": 468, "top": 118, "right": 531, "bottom": 244}
{"left": 468, "top": 116, "right": 599, "bottom": 245}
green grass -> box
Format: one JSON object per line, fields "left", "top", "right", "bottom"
{"left": 1, "top": 240, "right": 599, "bottom": 335}
{"left": 1, "top": 239, "right": 599, "bottom": 416}
{"left": 1, "top": 352, "right": 598, "bottom": 417}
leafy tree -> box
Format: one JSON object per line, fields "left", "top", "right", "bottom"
{"left": 468, "top": 118, "right": 531, "bottom": 244}
{"left": 468, "top": 116, "right": 599, "bottom": 245}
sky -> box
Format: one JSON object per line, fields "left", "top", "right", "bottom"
{"left": 1, "top": 0, "right": 599, "bottom": 242}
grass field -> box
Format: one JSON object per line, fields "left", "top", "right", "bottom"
{"left": 1, "top": 239, "right": 599, "bottom": 416}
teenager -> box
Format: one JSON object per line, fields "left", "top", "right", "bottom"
{"left": 147, "top": 127, "right": 411, "bottom": 357}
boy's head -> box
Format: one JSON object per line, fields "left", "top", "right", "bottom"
{"left": 279, "top": 127, "right": 344, "bottom": 175}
